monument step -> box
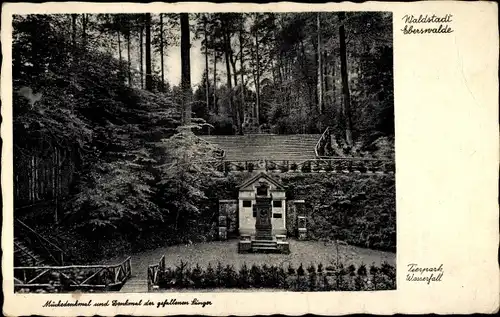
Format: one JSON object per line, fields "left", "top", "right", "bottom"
{"left": 252, "top": 246, "right": 279, "bottom": 251}
{"left": 254, "top": 236, "right": 273, "bottom": 241}
{"left": 252, "top": 242, "right": 278, "bottom": 247}
{"left": 252, "top": 241, "right": 277, "bottom": 245}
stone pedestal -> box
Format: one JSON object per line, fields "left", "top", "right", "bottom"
{"left": 277, "top": 241, "right": 290, "bottom": 254}
{"left": 298, "top": 216, "right": 307, "bottom": 240}
{"left": 238, "top": 240, "right": 252, "bottom": 253}
{"left": 218, "top": 227, "right": 227, "bottom": 240}
{"left": 298, "top": 228, "right": 307, "bottom": 240}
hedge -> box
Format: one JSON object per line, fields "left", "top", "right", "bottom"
{"left": 156, "top": 261, "right": 396, "bottom": 291}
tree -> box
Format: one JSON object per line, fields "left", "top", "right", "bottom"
{"left": 222, "top": 16, "right": 235, "bottom": 133}
{"left": 203, "top": 15, "right": 210, "bottom": 108}
{"left": 159, "top": 13, "right": 165, "bottom": 89}
{"left": 239, "top": 15, "right": 246, "bottom": 128}
{"left": 180, "top": 13, "right": 192, "bottom": 125}
{"left": 71, "top": 14, "right": 77, "bottom": 47}
{"left": 317, "top": 12, "right": 324, "bottom": 115}
{"left": 145, "top": 13, "right": 153, "bottom": 91}
{"left": 139, "top": 17, "right": 144, "bottom": 89}
{"left": 338, "top": 12, "right": 353, "bottom": 145}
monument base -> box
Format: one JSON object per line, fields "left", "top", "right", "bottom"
{"left": 238, "top": 235, "right": 290, "bottom": 254}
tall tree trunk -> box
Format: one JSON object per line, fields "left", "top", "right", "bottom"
{"left": 223, "top": 26, "right": 235, "bottom": 132}
{"left": 204, "top": 16, "right": 210, "bottom": 109}
{"left": 254, "top": 27, "right": 260, "bottom": 126}
{"left": 230, "top": 54, "right": 238, "bottom": 89}
{"left": 213, "top": 52, "right": 217, "bottom": 114}
{"left": 323, "top": 51, "right": 329, "bottom": 99}
{"left": 180, "top": 13, "right": 192, "bottom": 125}
{"left": 250, "top": 47, "right": 258, "bottom": 121}
{"left": 82, "top": 14, "right": 87, "bottom": 48}
{"left": 160, "top": 14, "right": 165, "bottom": 91}
{"left": 145, "top": 13, "right": 153, "bottom": 91}
{"left": 229, "top": 52, "right": 241, "bottom": 134}
{"left": 139, "top": 24, "right": 144, "bottom": 89}
{"left": 127, "top": 32, "right": 131, "bottom": 86}
{"left": 317, "top": 12, "right": 324, "bottom": 115}
{"left": 71, "top": 14, "right": 77, "bottom": 47}
{"left": 339, "top": 12, "right": 353, "bottom": 145}
{"left": 239, "top": 19, "right": 245, "bottom": 128}
{"left": 117, "top": 31, "right": 122, "bottom": 63}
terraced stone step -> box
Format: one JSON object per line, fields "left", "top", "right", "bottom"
{"left": 201, "top": 134, "right": 321, "bottom": 161}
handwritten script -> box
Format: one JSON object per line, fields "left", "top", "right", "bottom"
{"left": 43, "top": 298, "right": 212, "bottom": 308}
{"left": 407, "top": 263, "right": 444, "bottom": 284}
{"left": 401, "top": 14, "right": 454, "bottom": 35}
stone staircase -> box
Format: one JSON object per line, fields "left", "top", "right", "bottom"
{"left": 251, "top": 239, "right": 279, "bottom": 252}
{"left": 14, "top": 238, "right": 46, "bottom": 267}
{"left": 201, "top": 134, "right": 321, "bottom": 161}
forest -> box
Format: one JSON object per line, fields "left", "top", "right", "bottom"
{"left": 12, "top": 12, "right": 394, "bottom": 261}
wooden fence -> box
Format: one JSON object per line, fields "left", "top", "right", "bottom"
{"left": 14, "top": 256, "right": 132, "bottom": 292}
{"left": 147, "top": 255, "right": 165, "bottom": 291}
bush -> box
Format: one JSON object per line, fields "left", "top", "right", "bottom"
{"left": 280, "top": 163, "right": 289, "bottom": 173}
{"left": 301, "top": 162, "right": 311, "bottom": 173}
{"left": 247, "top": 162, "right": 254, "bottom": 172}
{"left": 164, "top": 262, "right": 395, "bottom": 291}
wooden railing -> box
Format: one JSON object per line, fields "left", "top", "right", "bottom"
{"left": 315, "top": 127, "right": 333, "bottom": 158}
{"left": 15, "top": 219, "right": 66, "bottom": 265}
{"left": 147, "top": 255, "right": 165, "bottom": 291}
{"left": 209, "top": 158, "right": 394, "bottom": 174}
{"left": 14, "top": 257, "right": 132, "bottom": 292}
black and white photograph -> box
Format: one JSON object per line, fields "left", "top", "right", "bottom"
{"left": 11, "top": 10, "right": 395, "bottom": 294}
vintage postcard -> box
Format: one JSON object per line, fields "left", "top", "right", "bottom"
{"left": 2, "top": 1, "right": 498, "bottom": 316}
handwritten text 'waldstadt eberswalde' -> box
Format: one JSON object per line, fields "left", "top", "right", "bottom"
{"left": 402, "top": 14, "right": 453, "bottom": 35}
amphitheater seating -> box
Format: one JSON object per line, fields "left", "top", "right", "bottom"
{"left": 201, "top": 134, "right": 321, "bottom": 161}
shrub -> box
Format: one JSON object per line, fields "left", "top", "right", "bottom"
{"left": 237, "top": 263, "right": 250, "bottom": 288}
{"left": 150, "top": 261, "right": 396, "bottom": 292}
{"left": 301, "top": 162, "right": 311, "bottom": 173}
{"left": 204, "top": 263, "right": 217, "bottom": 288}
{"left": 324, "top": 163, "right": 334, "bottom": 172}
{"left": 249, "top": 264, "right": 263, "bottom": 288}
{"left": 280, "top": 163, "right": 289, "bottom": 173}
{"left": 215, "top": 262, "right": 224, "bottom": 287}
{"left": 290, "top": 163, "right": 298, "bottom": 171}
{"left": 191, "top": 264, "right": 203, "bottom": 289}
{"left": 247, "top": 162, "right": 254, "bottom": 172}
{"left": 223, "top": 265, "right": 238, "bottom": 288}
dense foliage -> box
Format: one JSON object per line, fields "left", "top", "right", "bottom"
{"left": 155, "top": 261, "right": 396, "bottom": 291}
{"left": 12, "top": 15, "right": 222, "bottom": 261}
{"left": 281, "top": 174, "right": 396, "bottom": 252}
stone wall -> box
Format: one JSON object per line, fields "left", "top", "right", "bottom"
{"left": 218, "top": 200, "right": 238, "bottom": 238}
